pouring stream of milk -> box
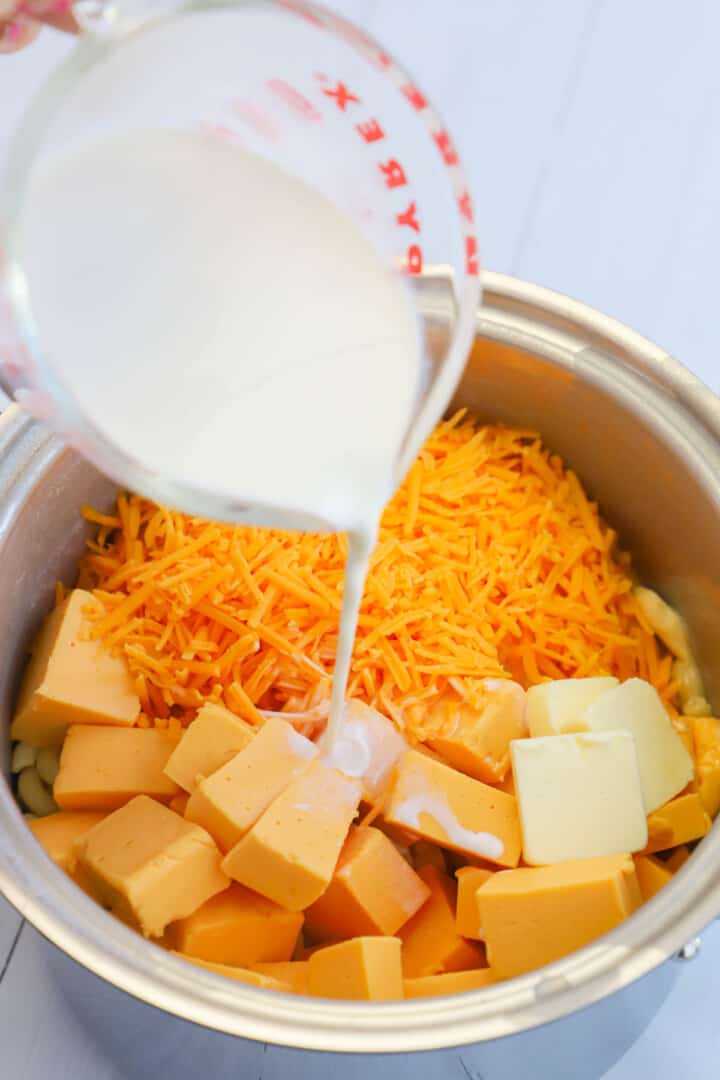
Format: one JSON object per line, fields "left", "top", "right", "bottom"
{"left": 17, "top": 130, "right": 424, "bottom": 748}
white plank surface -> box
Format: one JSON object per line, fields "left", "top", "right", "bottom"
{"left": 1, "top": 1, "right": 720, "bottom": 1076}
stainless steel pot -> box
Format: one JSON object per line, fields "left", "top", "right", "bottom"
{"left": 0, "top": 271, "right": 718, "bottom": 1054}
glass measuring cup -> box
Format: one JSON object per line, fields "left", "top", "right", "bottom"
{"left": 0, "top": 0, "right": 481, "bottom": 529}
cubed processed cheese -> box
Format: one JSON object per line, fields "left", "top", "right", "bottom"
{"left": 403, "top": 968, "right": 495, "bottom": 998}
{"left": 455, "top": 866, "right": 494, "bottom": 939}
{"left": 168, "top": 792, "right": 190, "bottom": 816}
{"left": 526, "top": 677, "right": 618, "bottom": 737}
{"left": 383, "top": 750, "right": 521, "bottom": 869}
{"left": 320, "top": 700, "right": 407, "bottom": 801}
{"left": 304, "top": 825, "right": 430, "bottom": 940}
{"left": 411, "top": 840, "right": 447, "bottom": 873}
{"left": 582, "top": 679, "right": 694, "bottom": 812}
{"left": 12, "top": 590, "right": 140, "bottom": 748}
{"left": 400, "top": 865, "right": 486, "bottom": 978}
{"left": 307, "top": 937, "right": 403, "bottom": 1000}
{"left": 174, "top": 953, "right": 291, "bottom": 991}
{"left": 29, "top": 811, "right": 106, "bottom": 873}
{"left": 477, "top": 854, "right": 642, "bottom": 979}
{"left": 641, "top": 793, "right": 711, "bottom": 854}
{"left": 511, "top": 732, "right": 647, "bottom": 865}
{"left": 690, "top": 716, "right": 720, "bottom": 817}
{"left": 164, "top": 703, "right": 256, "bottom": 793}
{"left": 665, "top": 845, "right": 690, "bottom": 872}
{"left": 634, "top": 854, "right": 672, "bottom": 900}
{"left": 185, "top": 718, "right": 317, "bottom": 851}
{"left": 416, "top": 681, "right": 526, "bottom": 784}
{"left": 251, "top": 961, "right": 309, "bottom": 994}
{"left": 222, "top": 760, "right": 361, "bottom": 911}
{"left": 54, "top": 726, "right": 180, "bottom": 811}
{"left": 76, "top": 795, "right": 229, "bottom": 937}
{"left": 167, "top": 882, "right": 303, "bottom": 966}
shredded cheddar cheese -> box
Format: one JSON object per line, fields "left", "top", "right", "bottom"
{"left": 77, "top": 414, "right": 680, "bottom": 733}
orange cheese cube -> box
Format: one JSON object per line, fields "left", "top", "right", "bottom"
{"left": 634, "top": 855, "right": 672, "bottom": 900}
{"left": 320, "top": 700, "right": 407, "bottom": 801}
{"left": 455, "top": 866, "right": 494, "bottom": 939}
{"left": 404, "top": 968, "right": 495, "bottom": 998}
{"left": 400, "top": 865, "right": 486, "bottom": 978}
{"left": 304, "top": 825, "right": 430, "bottom": 940}
{"left": 185, "top": 717, "right": 316, "bottom": 851}
{"left": 174, "top": 953, "right": 291, "bottom": 991}
{"left": 690, "top": 716, "right": 720, "bottom": 817}
{"left": 411, "top": 840, "right": 447, "bottom": 873}
{"left": 54, "top": 725, "right": 180, "bottom": 811}
{"left": 163, "top": 703, "right": 256, "bottom": 793}
{"left": 251, "top": 961, "right": 309, "bottom": 994}
{"left": 12, "top": 590, "right": 140, "bottom": 748}
{"left": 383, "top": 750, "right": 521, "bottom": 869}
{"left": 665, "top": 845, "right": 690, "bottom": 872}
{"left": 307, "top": 937, "right": 403, "bottom": 1000}
{"left": 168, "top": 792, "right": 189, "bottom": 816}
{"left": 76, "top": 795, "right": 229, "bottom": 937}
{"left": 477, "top": 854, "right": 642, "bottom": 979}
{"left": 166, "top": 882, "right": 302, "bottom": 966}
{"left": 419, "top": 681, "right": 526, "bottom": 784}
{"left": 642, "top": 793, "right": 711, "bottom": 854}
{"left": 29, "top": 811, "right": 106, "bottom": 873}
{"left": 222, "top": 760, "right": 361, "bottom": 911}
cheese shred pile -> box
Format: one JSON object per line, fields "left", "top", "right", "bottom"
{"left": 77, "top": 413, "right": 680, "bottom": 732}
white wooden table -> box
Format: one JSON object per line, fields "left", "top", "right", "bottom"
{"left": 1, "top": 2, "right": 719, "bottom": 1076}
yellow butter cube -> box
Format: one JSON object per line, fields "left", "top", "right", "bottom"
{"left": 164, "top": 702, "right": 256, "bottom": 793}
{"left": 511, "top": 732, "right": 647, "bottom": 864}
{"left": 76, "top": 795, "right": 229, "bottom": 937}
{"left": 383, "top": 750, "right": 521, "bottom": 869}
{"left": 222, "top": 760, "right": 361, "bottom": 911}
{"left": 12, "top": 590, "right": 140, "bottom": 747}
{"left": 307, "top": 937, "right": 403, "bottom": 1000}
{"left": 54, "top": 725, "right": 180, "bottom": 811}
{"left": 403, "top": 968, "right": 495, "bottom": 998}
{"left": 167, "top": 882, "right": 302, "bottom": 966}
{"left": 185, "top": 717, "right": 316, "bottom": 851}
{"left": 455, "top": 866, "right": 494, "bottom": 939}
{"left": 477, "top": 854, "right": 642, "bottom": 979}
{"left": 526, "top": 677, "right": 618, "bottom": 737}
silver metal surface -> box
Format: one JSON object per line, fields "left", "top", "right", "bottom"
{"left": 0, "top": 270, "right": 719, "bottom": 1053}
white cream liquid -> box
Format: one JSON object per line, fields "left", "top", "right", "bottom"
{"left": 17, "top": 130, "right": 422, "bottom": 746}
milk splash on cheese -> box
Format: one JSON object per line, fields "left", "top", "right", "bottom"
{"left": 16, "top": 130, "right": 424, "bottom": 748}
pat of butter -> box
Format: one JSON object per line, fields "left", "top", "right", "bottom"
{"left": 526, "top": 677, "right": 618, "bottom": 737}
{"left": 511, "top": 731, "right": 647, "bottom": 865}
{"left": 12, "top": 590, "right": 140, "bottom": 748}
{"left": 383, "top": 750, "right": 521, "bottom": 869}
{"left": 582, "top": 678, "right": 694, "bottom": 812}
{"left": 164, "top": 702, "right": 256, "bottom": 793}
{"left": 320, "top": 700, "right": 407, "bottom": 801}
{"left": 76, "top": 795, "right": 229, "bottom": 938}
{"left": 185, "top": 717, "right": 317, "bottom": 851}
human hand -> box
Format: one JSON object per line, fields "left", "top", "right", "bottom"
{"left": 0, "top": 2, "right": 78, "bottom": 53}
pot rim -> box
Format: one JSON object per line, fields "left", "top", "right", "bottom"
{"left": 1, "top": 271, "right": 719, "bottom": 1053}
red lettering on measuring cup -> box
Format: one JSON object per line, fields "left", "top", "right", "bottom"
{"left": 275, "top": 0, "right": 324, "bottom": 26}
{"left": 396, "top": 201, "right": 420, "bottom": 233}
{"left": 434, "top": 130, "right": 459, "bottom": 166}
{"left": 458, "top": 190, "right": 474, "bottom": 223}
{"left": 465, "top": 235, "right": 479, "bottom": 276}
{"left": 407, "top": 245, "right": 423, "bottom": 274}
{"left": 379, "top": 159, "right": 408, "bottom": 189}
{"left": 356, "top": 118, "right": 384, "bottom": 143}
{"left": 323, "top": 81, "right": 361, "bottom": 111}
{"left": 267, "top": 79, "right": 322, "bottom": 122}
{"left": 402, "top": 83, "right": 428, "bottom": 111}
